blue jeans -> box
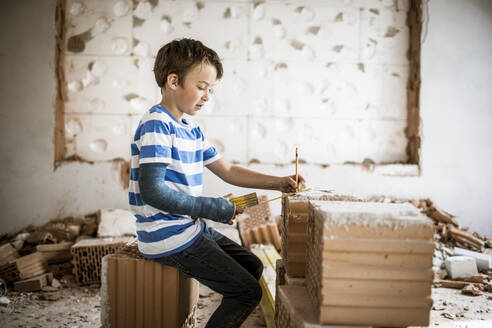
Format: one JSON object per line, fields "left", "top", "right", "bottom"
{"left": 152, "top": 225, "right": 263, "bottom": 328}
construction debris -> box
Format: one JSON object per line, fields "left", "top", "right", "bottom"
{"left": 71, "top": 236, "right": 134, "bottom": 285}
{"left": 14, "top": 272, "right": 54, "bottom": 292}
{"left": 461, "top": 284, "right": 483, "bottom": 296}
{"left": 454, "top": 247, "right": 491, "bottom": 271}
{"left": 97, "top": 208, "right": 137, "bottom": 237}
{"left": 236, "top": 195, "right": 282, "bottom": 250}
{"left": 444, "top": 256, "right": 479, "bottom": 279}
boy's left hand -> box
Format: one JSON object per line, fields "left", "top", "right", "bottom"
{"left": 278, "top": 174, "right": 306, "bottom": 193}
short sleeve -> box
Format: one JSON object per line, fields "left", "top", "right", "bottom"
{"left": 202, "top": 135, "right": 222, "bottom": 166}
{"left": 137, "top": 119, "right": 173, "bottom": 165}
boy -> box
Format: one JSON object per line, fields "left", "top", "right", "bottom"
{"left": 129, "top": 38, "right": 306, "bottom": 328}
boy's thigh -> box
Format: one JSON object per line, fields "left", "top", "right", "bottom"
{"left": 214, "top": 235, "right": 263, "bottom": 281}
{"left": 153, "top": 233, "right": 257, "bottom": 295}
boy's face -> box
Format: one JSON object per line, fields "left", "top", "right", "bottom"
{"left": 174, "top": 63, "right": 217, "bottom": 117}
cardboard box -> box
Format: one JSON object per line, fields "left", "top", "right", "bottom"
{"left": 101, "top": 253, "right": 198, "bottom": 328}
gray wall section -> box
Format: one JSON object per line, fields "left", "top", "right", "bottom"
{"left": 0, "top": 0, "right": 491, "bottom": 237}
{"left": 0, "top": 0, "right": 129, "bottom": 234}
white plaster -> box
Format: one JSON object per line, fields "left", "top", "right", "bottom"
{"left": 1, "top": 0, "right": 491, "bottom": 243}
{"left": 134, "top": 1, "right": 153, "bottom": 20}
{"left": 93, "top": 16, "right": 111, "bottom": 34}
{"left": 444, "top": 256, "right": 479, "bottom": 279}
{"left": 113, "top": 1, "right": 130, "bottom": 18}
{"left": 66, "top": 0, "right": 132, "bottom": 56}
{"left": 111, "top": 37, "right": 129, "bottom": 55}
{"left": 69, "top": 1, "right": 85, "bottom": 16}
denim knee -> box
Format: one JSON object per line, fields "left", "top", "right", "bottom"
{"left": 250, "top": 280, "right": 262, "bottom": 306}
{"left": 251, "top": 256, "right": 263, "bottom": 281}
{"left": 242, "top": 279, "right": 262, "bottom": 308}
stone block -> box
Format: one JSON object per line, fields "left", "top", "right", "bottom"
{"left": 97, "top": 208, "right": 137, "bottom": 237}
{"left": 444, "top": 256, "right": 479, "bottom": 279}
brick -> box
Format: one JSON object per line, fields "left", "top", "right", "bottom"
{"left": 36, "top": 242, "right": 73, "bottom": 252}
{"left": 444, "top": 256, "right": 479, "bottom": 279}
{"left": 15, "top": 252, "right": 48, "bottom": 280}
{"left": 275, "top": 285, "right": 370, "bottom": 328}
{"left": 0, "top": 243, "right": 19, "bottom": 266}
{"left": 305, "top": 200, "right": 434, "bottom": 326}
{"left": 453, "top": 247, "right": 492, "bottom": 272}
{"left": 280, "top": 190, "right": 359, "bottom": 277}
{"left": 71, "top": 236, "right": 134, "bottom": 285}
{"left": 14, "top": 272, "right": 53, "bottom": 292}
{"left": 101, "top": 248, "right": 198, "bottom": 328}
{"left": 97, "top": 208, "right": 136, "bottom": 237}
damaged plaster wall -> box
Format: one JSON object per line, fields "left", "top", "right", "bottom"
{"left": 58, "top": 0, "right": 413, "bottom": 166}
{"left": 0, "top": 0, "right": 491, "bottom": 237}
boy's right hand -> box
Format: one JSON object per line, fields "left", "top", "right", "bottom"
{"left": 228, "top": 203, "right": 244, "bottom": 225}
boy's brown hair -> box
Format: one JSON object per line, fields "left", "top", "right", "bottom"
{"left": 153, "top": 38, "right": 223, "bottom": 88}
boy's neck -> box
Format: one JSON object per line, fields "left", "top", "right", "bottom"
{"left": 160, "top": 97, "right": 183, "bottom": 122}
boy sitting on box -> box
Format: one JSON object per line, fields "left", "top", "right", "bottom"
{"left": 129, "top": 38, "right": 306, "bottom": 328}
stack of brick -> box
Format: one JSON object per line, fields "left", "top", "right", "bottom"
{"left": 280, "top": 190, "right": 361, "bottom": 277}
{"left": 237, "top": 196, "right": 281, "bottom": 250}
{"left": 0, "top": 251, "right": 48, "bottom": 285}
{"left": 305, "top": 201, "right": 434, "bottom": 327}
{"left": 71, "top": 236, "right": 134, "bottom": 285}
{"left": 101, "top": 241, "right": 198, "bottom": 328}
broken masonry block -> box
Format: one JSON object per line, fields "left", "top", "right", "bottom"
{"left": 71, "top": 236, "right": 134, "bottom": 285}
{"left": 0, "top": 243, "right": 19, "bottom": 266}
{"left": 14, "top": 272, "right": 53, "bottom": 292}
{"left": 444, "top": 256, "right": 479, "bottom": 279}
{"left": 453, "top": 247, "right": 492, "bottom": 272}
{"left": 37, "top": 242, "right": 73, "bottom": 264}
{"left": 97, "top": 208, "right": 137, "bottom": 237}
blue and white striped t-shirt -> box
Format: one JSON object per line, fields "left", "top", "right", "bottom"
{"left": 129, "top": 104, "right": 221, "bottom": 258}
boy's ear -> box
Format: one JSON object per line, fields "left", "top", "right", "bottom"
{"left": 167, "top": 73, "right": 179, "bottom": 90}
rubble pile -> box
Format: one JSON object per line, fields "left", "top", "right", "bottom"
{"left": 236, "top": 196, "right": 282, "bottom": 250}
{"left": 0, "top": 210, "right": 136, "bottom": 293}
{"left": 369, "top": 196, "right": 492, "bottom": 296}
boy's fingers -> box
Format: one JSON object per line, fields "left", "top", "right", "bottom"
{"left": 222, "top": 193, "right": 234, "bottom": 200}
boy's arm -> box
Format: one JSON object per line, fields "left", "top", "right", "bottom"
{"left": 138, "top": 163, "right": 235, "bottom": 223}
{"left": 206, "top": 158, "right": 306, "bottom": 193}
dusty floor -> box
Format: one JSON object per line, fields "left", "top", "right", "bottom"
{"left": 0, "top": 284, "right": 490, "bottom": 328}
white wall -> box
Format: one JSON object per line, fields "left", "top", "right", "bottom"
{"left": 1, "top": 0, "right": 491, "bottom": 237}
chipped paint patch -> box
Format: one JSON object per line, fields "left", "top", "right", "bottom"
{"left": 384, "top": 26, "right": 400, "bottom": 37}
